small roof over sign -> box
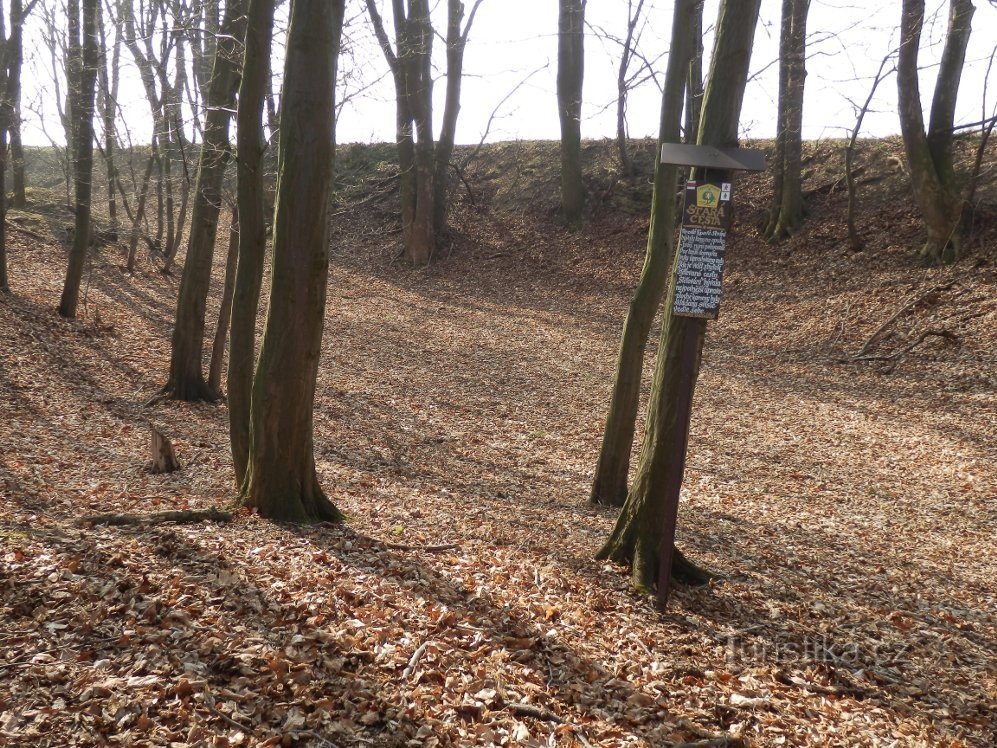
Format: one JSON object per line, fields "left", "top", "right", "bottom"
{"left": 660, "top": 143, "right": 767, "bottom": 171}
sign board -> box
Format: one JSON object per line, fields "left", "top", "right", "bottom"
{"left": 672, "top": 179, "right": 732, "bottom": 319}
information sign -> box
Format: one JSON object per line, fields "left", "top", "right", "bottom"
{"left": 672, "top": 180, "right": 732, "bottom": 319}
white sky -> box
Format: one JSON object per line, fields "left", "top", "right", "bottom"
{"left": 19, "top": 0, "right": 997, "bottom": 149}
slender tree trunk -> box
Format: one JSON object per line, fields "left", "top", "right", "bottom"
{"left": 404, "top": 0, "right": 435, "bottom": 263}
{"left": 162, "top": 0, "right": 248, "bottom": 401}
{"left": 764, "top": 0, "right": 809, "bottom": 241}
{"left": 598, "top": 0, "right": 763, "bottom": 592}
{"left": 8, "top": 0, "right": 26, "bottom": 209}
{"left": 208, "top": 203, "right": 239, "bottom": 394}
{"left": 58, "top": 0, "right": 99, "bottom": 319}
{"left": 230, "top": 0, "right": 277, "bottom": 488}
{"left": 126, "top": 152, "right": 156, "bottom": 272}
{"left": 243, "top": 0, "right": 346, "bottom": 523}
{"left": 897, "top": 0, "right": 974, "bottom": 264}
{"left": 615, "top": 0, "right": 645, "bottom": 177}
{"left": 684, "top": 1, "right": 704, "bottom": 142}
{"left": 0, "top": 9, "right": 10, "bottom": 291}
{"left": 97, "top": 0, "right": 119, "bottom": 227}
{"left": 0, "top": 128, "right": 7, "bottom": 292}
{"left": 590, "top": 0, "right": 696, "bottom": 507}
{"left": 431, "top": 0, "right": 473, "bottom": 240}
{"left": 557, "top": 0, "right": 585, "bottom": 228}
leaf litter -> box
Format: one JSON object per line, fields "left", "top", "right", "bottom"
{"left": 1, "top": 138, "right": 995, "bottom": 746}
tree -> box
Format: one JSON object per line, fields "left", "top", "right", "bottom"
{"left": 58, "top": 0, "right": 99, "bottom": 319}
{"left": 685, "top": 0, "right": 704, "bottom": 142}
{"left": 159, "top": 0, "right": 248, "bottom": 401}
{"left": 229, "top": 0, "right": 278, "bottom": 488}
{"left": 242, "top": 0, "right": 346, "bottom": 522}
{"left": 763, "top": 0, "right": 810, "bottom": 241}
{"left": 598, "top": 0, "right": 763, "bottom": 592}
{"left": 897, "top": 0, "right": 975, "bottom": 264}
{"left": 589, "top": 0, "right": 697, "bottom": 507}
{"left": 365, "top": 0, "right": 483, "bottom": 264}
{"left": 557, "top": 0, "right": 585, "bottom": 228}
{"left": 5, "top": 0, "right": 34, "bottom": 211}
{"left": 0, "top": 0, "right": 40, "bottom": 291}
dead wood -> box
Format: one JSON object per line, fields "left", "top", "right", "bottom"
{"left": 851, "top": 329, "right": 960, "bottom": 363}
{"left": 150, "top": 424, "right": 180, "bottom": 473}
{"left": 849, "top": 280, "right": 956, "bottom": 359}
{"left": 78, "top": 507, "right": 232, "bottom": 527}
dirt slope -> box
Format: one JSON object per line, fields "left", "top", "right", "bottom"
{"left": 1, "top": 138, "right": 995, "bottom": 747}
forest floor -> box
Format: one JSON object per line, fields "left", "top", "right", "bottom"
{"left": 1, "top": 138, "right": 995, "bottom": 747}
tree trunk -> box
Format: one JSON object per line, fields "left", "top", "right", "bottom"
{"left": 403, "top": 0, "right": 435, "bottom": 263}
{"left": 897, "top": 0, "right": 974, "bottom": 264}
{"left": 557, "top": 0, "right": 585, "bottom": 228}
{"left": 598, "top": 0, "right": 762, "bottom": 592}
{"left": 230, "top": 0, "right": 277, "bottom": 488}
{"left": 58, "top": 0, "right": 99, "bottom": 319}
{"left": 763, "top": 0, "right": 809, "bottom": 241}
{"left": 0, "top": 128, "right": 7, "bottom": 292}
{"left": 162, "top": 0, "right": 248, "bottom": 401}
{"left": 208, "top": 204, "right": 239, "bottom": 394}
{"left": 126, "top": 152, "right": 156, "bottom": 272}
{"left": 615, "top": 0, "right": 645, "bottom": 177}
{"left": 590, "top": 0, "right": 697, "bottom": 507}
{"left": 684, "top": 1, "right": 704, "bottom": 142}
{"left": 7, "top": 0, "right": 26, "bottom": 209}
{"left": 431, "top": 0, "right": 472, "bottom": 240}
{"left": 243, "top": 0, "right": 345, "bottom": 523}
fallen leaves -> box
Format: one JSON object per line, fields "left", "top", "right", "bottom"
{"left": 2, "top": 139, "right": 996, "bottom": 746}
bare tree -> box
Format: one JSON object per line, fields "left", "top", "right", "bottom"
{"left": 763, "top": 0, "right": 810, "bottom": 241}
{"left": 897, "top": 0, "right": 975, "bottom": 264}
{"left": 590, "top": 0, "right": 697, "bottom": 508}
{"left": 599, "top": 0, "right": 763, "bottom": 593}
{"left": 558, "top": 0, "right": 585, "bottom": 228}
{"left": 243, "top": 0, "right": 346, "bottom": 521}
{"left": 58, "top": 0, "right": 100, "bottom": 318}
{"left": 230, "top": 0, "right": 278, "bottom": 487}
{"left": 0, "top": 0, "right": 41, "bottom": 291}
{"left": 365, "top": 0, "right": 484, "bottom": 264}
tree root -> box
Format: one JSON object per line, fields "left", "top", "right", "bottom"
{"left": 78, "top": 507, "right": 233, "bottom": 527}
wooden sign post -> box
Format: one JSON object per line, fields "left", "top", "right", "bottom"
{"left": 655, "top": 144, "right": 765, "bottom": 610}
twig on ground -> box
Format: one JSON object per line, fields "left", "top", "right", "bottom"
{"left": 200, "top": 696, "right": 253, "bottom": 735}
{"left": 402, "top": 641, "right": 430, "bottom": 679}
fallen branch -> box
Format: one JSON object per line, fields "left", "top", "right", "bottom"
{"left": 851, "top": 329, "right": 960, "bottom": 363}
{"left": 78, "top": 507, "right": 233, "bottom": 527}
{"left": 849, "top": 280, "right": 956, "bottom": 358}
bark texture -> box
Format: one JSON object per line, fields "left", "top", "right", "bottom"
{"left": 897, "top": 0, "right": 974, "bottom": 264}
{"left": 590, "top": 0, "right": 697, "bottom": 507}
{"left": 557, "top": 0, "right": 585, "bottom": 228}
{"left": 598, "top": 0, "right": 762, "bottom": 592}
{"left": 243, "top": 0, "right": 345, "bottom": 523}
{"left": 764, "top": 0, "right": 809, "bottom": 241}
{"left": 58, "top": 0, "right": 99, "bottom": 319}
{"left": 162, "top": 0, "right": 248, "bottom": 401}
{"left": 230, "top": 0, "right": 277, "bottom": 488}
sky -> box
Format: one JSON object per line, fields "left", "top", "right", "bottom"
{"left": 19, "top": 0, "right": 997, "bottom": 149}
